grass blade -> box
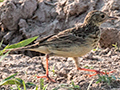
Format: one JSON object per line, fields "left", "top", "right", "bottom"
{"left": 43, "top": 84, "right": 48, "bottom": 90}
{"left": 17, "top": 85, "right": 22, "bottom": 90}
{"left": 87, "top": 79, "right": 94, "bottom": 90}
{"left": 34, "top": 85, "right": 38, "bottom": 90}
{"left": 22, "top": 80, "right": 26, "bottom": 90}
{"left": 26, "top": 82, "right": 36, "bottom": 87}
{"left": 0, "top": 39, "right": 3, "bottom": 48}
{"left": 40, "top": 78, "right": 44, "bottom": 90}
{"left": 0, "top": 73, "right": 18, "bottom": 86}
{"left": 0, "top": 50, "right": 10, "bottom": 62}
{"left": 0, "top": 0, "right": 4, "bottom": 2}
{"left": 0, "top": 45, "right": 10, "bottom": 56}
{"left": 6, "top": 36, "right": 38, "bottom": 49}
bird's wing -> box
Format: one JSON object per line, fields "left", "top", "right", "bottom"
{"left": 39, "top": 27, "right": 85, "bottom": 47}
{"left": 34, "top": 34, "right": 55, "bottom": 43}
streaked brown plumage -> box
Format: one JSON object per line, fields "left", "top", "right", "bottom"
{"left": 6, "top": 10, "right": 117, "bottom": 82}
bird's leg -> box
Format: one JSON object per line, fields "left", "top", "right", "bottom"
{"left": 36, "top": 54, "right": 56, "bottom": 82}
{"left": 73, "top": 57, "right": 114, "bottom": 77}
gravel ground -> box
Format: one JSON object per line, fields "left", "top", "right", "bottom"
{"left": 0, "top": 48, "right": 120, "bottom": 90}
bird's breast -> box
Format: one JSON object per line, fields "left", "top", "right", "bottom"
{"left": 48, "top": 44, "right": 93, "bottom": 57}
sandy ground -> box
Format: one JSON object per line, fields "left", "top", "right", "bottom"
{"left": 0, "top": 48, "right": 120, "bottom": 90}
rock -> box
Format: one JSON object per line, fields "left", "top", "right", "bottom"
{"left": 0, "top": 0, "right": 37, "bottom": 31}
{"left": 3, "top": 31, "right": 15, "bottom": 43}
{"left": 0, "top": 0, "right": 120, "bottom": 48}
{"left": 99, "top": 28, "right": 119, "bottom": 48}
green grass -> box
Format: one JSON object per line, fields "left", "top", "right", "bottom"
{"left": 96, "top": 74, "right": 116, "bottom": 86}
{"left": 1, "top": 72, "right": 118, "bottom": 90}
{"left": 6, "top": 36, "right": 38, "bottom": 49}
{"left": 0, "top": 0, "right": 4, "bottom": 2}
{"left": 0, "top": 73, "right": 36, "bottom": 89}
{"left": 112, "top": 43, "right": 120, "bottom": 51}
{"left": 49, "top": 65, "right": 57, "bottom": 76}
{"left": 0, "top": 36, "right": 38, "bottom": 59}
{"left": 53, "top": 81, "right": 81, "bottom": 90}
{"left": 40, "top": 78, "right": 48, "bottom": 90}
{"left": 84, "top": 65, "right": 94, "bottom": 69}
{"left": 0, "top": 50, "right": 10, "bottom": 62}
{"left": 0, "top": 39, "right": 10, "bottom": 61}
{"left": 0, "top": 76, "right": 48, "bottom": 90}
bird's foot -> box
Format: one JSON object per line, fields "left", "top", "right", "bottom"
{"left": 87, "top": 70, "right": 115, "bottom": 77}
{"left": 36, "top": 75, "right": 56, "bottom": 82}
{"left": 77, "top": 67, "right": 115, "bottom": 77}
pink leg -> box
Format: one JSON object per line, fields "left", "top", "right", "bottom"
{"left": 36, "top": 54, "right": 56, "bottom": 82}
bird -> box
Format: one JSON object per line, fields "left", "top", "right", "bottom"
{"left": 5, "top": 10, "right": 117, "bottom": 82}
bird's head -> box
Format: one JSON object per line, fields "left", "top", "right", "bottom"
{"left": 84, "top": 10, "right": 117, "bottom": 26}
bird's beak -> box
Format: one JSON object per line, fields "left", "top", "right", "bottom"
{"left": 108, "top": 16, "right": 118, "bottom": 20}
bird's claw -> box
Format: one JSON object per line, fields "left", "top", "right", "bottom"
{"left": 86, "top": 70, "right": 116, "bottom": 77}
{"left": 36, "top": 75, "right": 56, "bottom": 83}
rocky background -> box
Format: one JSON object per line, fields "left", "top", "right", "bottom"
{"left": 0, "top": 0, "right": 120, "bottom": 48}
{"left": 0, "top": 0, "right": 120, "bottom": 90}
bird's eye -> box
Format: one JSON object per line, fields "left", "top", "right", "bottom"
{"left": 101, "top": 15, "right": 105, "bottom": 18}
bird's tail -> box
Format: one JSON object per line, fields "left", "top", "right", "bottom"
{"left": 3, "top": 34, "right": 55, "bottom": 54}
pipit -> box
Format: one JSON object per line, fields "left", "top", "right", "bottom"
{"left": 6, "top": 10, "right": 117, "bottom": 82}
